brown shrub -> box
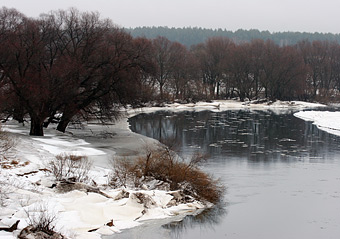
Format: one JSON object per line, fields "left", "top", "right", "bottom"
{"left": 111, "top": 146, "right": 224, "bottom": 204}
{"left": 110, "top": 158, "right": 135, "bottom": 188}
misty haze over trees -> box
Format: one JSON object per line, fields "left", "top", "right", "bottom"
{"left": 128, "top": 26, "right": 340, "bottom": 47}
{"left": 1, "top": 7, "right": 340, "bottom": 136}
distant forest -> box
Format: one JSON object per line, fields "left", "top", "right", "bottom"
{"left": 2, "top": 7, "right": 340, "bottom": 136}
{"left": 128, "top": 26, "right": 340, "bottom": 47}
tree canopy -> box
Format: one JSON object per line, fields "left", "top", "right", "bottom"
{"left": 0, "top": 8, "right": 153, "bottom": 135}
{"left": 1, "top": 8, "right": 340, "bottom": 136}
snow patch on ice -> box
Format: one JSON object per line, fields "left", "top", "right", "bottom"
{"left": 294, "top": 110, "right": 340, "bottom": 136}
{"left": 127, "top": 100, "right": 326, "bottom": 116}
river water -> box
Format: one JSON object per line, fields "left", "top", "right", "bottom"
{"left": 115, "top": 109, "right": 340, "bottom": 239}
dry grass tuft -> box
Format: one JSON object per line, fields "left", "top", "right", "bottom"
{"left": 48, "top": 154, "right": 92, "bottom": 183}
{"left": 0, "top": 124, "right": 15, "bottom": 156}
{"left": 111, "top": 146, "right": 225, "bottom": 204}
{"left": 0, "top": 158, "right": 28, "bottom": 169}
{"left": 19, "top": 203, "right": 64, "bottom": 239}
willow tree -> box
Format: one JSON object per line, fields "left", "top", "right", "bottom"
{"left": 0, "top": 8, "right": 153, "bottom": 135}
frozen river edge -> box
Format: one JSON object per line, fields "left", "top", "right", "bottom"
{"left": 294, "top": 110, "right": 340, "bottom": 137}
{"left": 0, "top": 100, "right": 327, "bottom": 239}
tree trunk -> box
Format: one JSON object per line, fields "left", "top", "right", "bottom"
{"left": 13, "top": 108, "right": 25, "bottom": 124}
{"left": 30, "top": 117, "right": 44, "bottom": 136}
{"left": 216, "top": 81, "right": 220, "bottom": 98}
{"left": 254, "top": 74, "right": 259, "bottom": 98}
{"left": 159, "top": 82, "right": 164, "bottom": 100}
{"left": 43, "top": 111, "right": 57, "bottom": 128}
{"left": 209, "top": 84, "right": 215, "bottom": 98}
{"left": 56, "top": 117, "right": 72, "bottom": 133}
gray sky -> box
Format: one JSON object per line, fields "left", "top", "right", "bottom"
{"left": 0, "top": 0, "right": 339, "bottom": 33}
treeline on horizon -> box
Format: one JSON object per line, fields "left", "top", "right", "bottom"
{"left": 0, "top": 7, "right": 340, "bottom": 136}
{"left": 128, "top": 26, "right": 340, "bottom": 47}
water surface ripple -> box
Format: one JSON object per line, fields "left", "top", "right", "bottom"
{"left": 120, "top": 109, "right": 340, "bottom": 239}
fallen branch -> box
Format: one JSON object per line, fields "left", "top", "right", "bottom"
{"left": 57, "top": 180, "right": 112, "bottom": 199}
{"left": 16, "top": 171, "right": 38, "bottom": 177}
{"left": 16, "top": 168, "right": 51, "bottom": 177}
{"left": 0, "top": 220, "right": 20, "bottom": 232}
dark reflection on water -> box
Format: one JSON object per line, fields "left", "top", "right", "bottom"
{"left": 129, "top": 109, "right": 340, "bottom": 162}
{"left": 107, "top": 203, "right": 228, "bottom": 239}
{"left": 162, "top": 203, "right": 228, "bottom": 239}
{"left": 125, "top": 109, "right": 340, "bottom": 239}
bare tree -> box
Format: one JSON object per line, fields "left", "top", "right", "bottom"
{"left": 151, "top": 36, "right": 174, "bottom": 100}
{"left": 0, "top": 8, "right": 153, "bottom": 135}
{"left": 194, "top": 37, "right": 234, "bottom": 98}
{"left": 229, "top": 43, "right": 254, "bottom": 101}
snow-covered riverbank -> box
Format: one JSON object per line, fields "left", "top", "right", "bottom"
{"left": 0, "top": 120, "right": 207, "bottom": 239}
{"left": 128, "top": 100, "right": 326, "bottom": 115}
{"left": 0, "top": 100, "right": 327, "bottom": 238}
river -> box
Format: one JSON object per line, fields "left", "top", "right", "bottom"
{"left": 112, "top": 109, "right": 340, "bottom": 239}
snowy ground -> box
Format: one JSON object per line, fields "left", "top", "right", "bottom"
{"left": 0, "top": 100, "right": 326, "bottom": 238}
{"left": 128, "top": 100, "right": 326, "bottom": 116}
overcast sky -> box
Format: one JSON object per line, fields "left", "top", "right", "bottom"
{"left": 0, "top": 0, "right": 339, "bottom": 33}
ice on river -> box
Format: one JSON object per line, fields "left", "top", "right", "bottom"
{"left": 294, "top": 111, "right": 340, "bottom": 136}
